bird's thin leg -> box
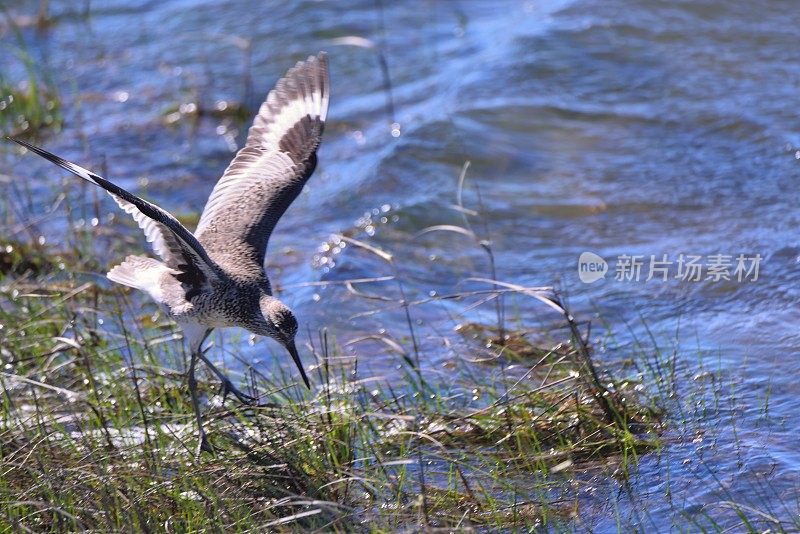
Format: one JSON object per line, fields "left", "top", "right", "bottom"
{"left": 197, "top": 350, "right": 258, "bottom": 405}
{"left": 188, "top": 349, "right": 212, "bottom": 455}
{"left": 195, "top": 329, "right": 257, "bottom": 405}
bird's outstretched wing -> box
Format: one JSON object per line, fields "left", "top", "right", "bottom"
{"left": 194, "top": 52, "right": 329, "bottom": 277}
{"left": 9, "top": 138, "right": 219, "bottom": 290}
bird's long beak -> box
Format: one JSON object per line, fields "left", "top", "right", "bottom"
{"left": 285, "top": 340, "right": 311, "bottom": 389}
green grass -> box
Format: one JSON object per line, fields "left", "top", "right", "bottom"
{"left": 0, "top": 224, "right": 668, "bottom": 531}
{"left": 0, "top": 23, "right": 62, "bottom": 138}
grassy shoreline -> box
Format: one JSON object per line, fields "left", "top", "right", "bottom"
{"left": 1, "top": 168, "right": 796, "bottom": 531}
{"left": 0, "top": 229, "right": 673, "bottom": 531}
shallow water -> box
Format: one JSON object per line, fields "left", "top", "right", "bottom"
{"left": 3, "top": 0, "right": 800, "bottom": 529}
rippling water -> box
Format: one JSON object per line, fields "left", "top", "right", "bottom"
{"left": 3, "top": 0, "right": 800, "bottom": 529}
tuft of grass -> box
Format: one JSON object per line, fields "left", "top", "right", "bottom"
{"left": 0, "top": 18, "right": 62, "bottom": 137}
{"left": 0, "top": 239, "right": 63, "bottom": 276}
{"left": 0, "top": 65, "right": 62, "bottom": 137}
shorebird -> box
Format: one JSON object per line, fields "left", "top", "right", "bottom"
{"left": 10, "top": 52, "right": 330, "bottom": 452}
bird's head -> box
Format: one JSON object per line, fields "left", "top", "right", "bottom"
{"left": 258, "top": 296, "right": 310, "bottom": 389}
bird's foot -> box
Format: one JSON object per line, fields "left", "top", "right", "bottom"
{"left": 195, "top": 429, "right": 215, "bottom": 457}
{"left": 218, "top": 377, "right": 258, "bottom": 405}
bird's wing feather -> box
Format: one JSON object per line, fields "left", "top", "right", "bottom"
{"left": 195, "top": 52, "right": 329, "bottom": 274}
{"left": 10, "top": 138, "right": 219, "bottom": 289}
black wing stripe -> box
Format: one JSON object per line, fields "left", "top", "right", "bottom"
{"left": 9, "top": 137, "right": 219, "bottom": 284}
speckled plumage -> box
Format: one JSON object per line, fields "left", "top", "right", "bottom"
{"left": 12, "top": 53, "right": 330, "bottom": 453}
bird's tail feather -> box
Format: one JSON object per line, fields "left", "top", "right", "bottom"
{"left": 107, "top": 255, "right": 169, "bottom": 299}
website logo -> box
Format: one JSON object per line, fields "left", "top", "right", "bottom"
{"left": 578, "top": 252, "right": 608, "bottom": 284}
